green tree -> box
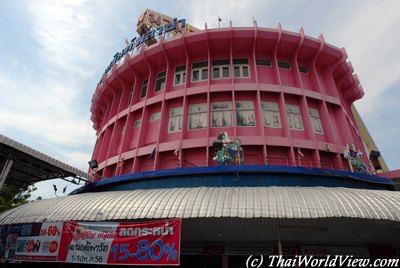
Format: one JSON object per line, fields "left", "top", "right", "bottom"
{"left": 0, "top": 184, "right": 40, "bottom": 213}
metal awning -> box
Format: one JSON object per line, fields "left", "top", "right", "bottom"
{"left": 1, "top": 186, "right": 399, "bottom": 225}
{"left": 0, "top": 134, "right": 89, "bottom": 189}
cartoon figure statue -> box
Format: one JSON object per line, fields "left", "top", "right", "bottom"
{"left": 344, "top": 143, "right": 367, "bottom": 173}
{"left": 213, "top": 133, "right": 244, "bottom": 165}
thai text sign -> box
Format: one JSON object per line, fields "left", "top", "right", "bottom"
{"left": 1, "top": 219, "right": 181, "bottom": 266}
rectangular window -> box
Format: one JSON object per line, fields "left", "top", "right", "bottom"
{"left": 211, "top": 101, "right": 232, "bottom": 127}
{"left": 134, "top": 119, "right": 142, "bottom": 128}
{"left": 309, "top": 108, "right": 323, "bottom": 134}
{"left": 174, "top": 65, "right": 186, "bottom": 86}
{"left": 191, "top": 61, "right": 208, "bottom": 82}
{"left": 168, "top": 107, "right": 182, "bottom": 133}
{"left": 261, "top": 102, "right": 281, "bottom": 128}
{"left": 299, "top": 66, "right": 308, "bottom": 74}
{"left": 188, "top": 103, "right": 207, "bottom": 130}
{"left": 140, "top": 79, "right": 148, "bottom": 99}
{"left": 236, "top": 101, "right": 255, "bottom": 127}
{"left": 278, "top": 61, "right": 291, "bottom": 69}
{"left": 233, "top": 59, "right": 250, "bottom": 78}
{"left": 286, "top": 104, "right": 303, "bottom": 130}
{"left": 212, "top": 59, "right": 230, "bottom": 79}
{"left": 149, "top": 111, "right": 161, "bottom": 123}
{"left": 256, "top": 58, "right": 272, "bottom": 67}
{"left": 155, "top": 71, "right": 166, "bottom": 92}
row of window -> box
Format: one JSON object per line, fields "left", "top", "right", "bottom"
{"left": 133, "top": 59, "right": 308, "bottom": 101}
{"left": 132, "top": 101, "right": 323, "bottom": 134}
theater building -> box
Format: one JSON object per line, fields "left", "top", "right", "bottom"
{"left": 1, "top": 9, "right": 400, "bottom": 267}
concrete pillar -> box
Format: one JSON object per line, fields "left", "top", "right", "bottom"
{"left": 0, "top": 158, "right": 13, "bottom": 190}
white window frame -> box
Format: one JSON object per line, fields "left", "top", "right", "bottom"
{"left": 309, "top": 108, "right": 324, "bottom": 134}
{"left": 233, "top": 59, "right": 250, "bottom": 78}
{"left": 149, "top": 111, "right": 161, "bottom": 123}
{"left": 174, "top": 66, "right": 186, "bottom": 86}
{"left": 188, "top": 103, "right": 207, "bottom": 130}
{"left": 155, "top": 71, "right": 166, "bottom": 92}
{"left": 286, "top": 104, "right": 303, "bottom": 130}
{"left": 262, "top": 102, "right": 282, "bottom": 128}
{"left": 168, "top": 107, "right": 182, "bottom": 133}
{"left": 191, "top": 61, "right": 208, "bottom": 82}
{"left": 212, "top": 59, "right": 230, "bottom": 80}
{"left": 211, "top": 101, "right": 233, "bottom": 127}
{"left": 236, "top": 101, "right": 255, "bottom": 127}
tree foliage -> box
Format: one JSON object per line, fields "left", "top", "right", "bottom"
{"left": 0, "top": 184, "right": 40, "bottom": 213}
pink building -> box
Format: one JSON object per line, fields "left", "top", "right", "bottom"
{"left": 90, "top": 22, "right": 367, "bottom": 180}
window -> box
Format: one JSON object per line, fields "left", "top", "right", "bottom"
{"left": 128, "top": 86, "right": 134, "bottom": 105}
{"left": 188, "top": 103, "right": 207, "bottom": 130}
{"left": 191, "top": 61, "right": 208, "bottom": 82}
{"left": 256, "top": 58, "right": 272, "bottom": 67}
{"left": 309, "top": 108, "right": 323, "bottom": 134}
{"left": 236, "top": 101, "right": 255, "bottom": 126}
{"left": 211, "top": 101, "right": 232, "bottom": 127}
{"left": 155, "top": 71, "right": 166, "bottom": 92}
{"left": 134, "top": 119, "right": 142, "bottom": 128}
{"left": 140, "top": 79, "right": 148, "bottom": 99}
{"left": 149, "top": 111, "right": 161, "bottom": 123}
{"left": 174, "top": 65, "right": 186, "bottom": 86}
{"left": 168, "top": 107, "right": 182, "bottom": 133}
{"left": 233, "top": 59, "right": 250, "bottom": 78}
{"left": 299, "top": 66, "right": 308, "bottom": 74}
{"left": 278, "top": 61, "right": 291, "bottom": 69}
{"left": 261, "top": 102, "right": 281, "bottom": 128}
{"left": 212, "top": 59, "right": 230, "bottom": 79}
{"left": 286, "top": 104, "right": 303, "bottom": 130}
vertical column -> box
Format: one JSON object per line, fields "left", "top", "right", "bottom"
{"left": 0, "top": 158, "right": 13, "bottom": 190}
{"left": 252, "top": 20, "right": 267, "bottom": 164}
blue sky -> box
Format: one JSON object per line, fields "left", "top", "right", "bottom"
{"left": 1, "top": 0, "right": 399, "bottom": 198}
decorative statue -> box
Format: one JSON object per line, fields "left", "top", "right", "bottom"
{"left": 344, "top": 143, "right": 367, "bottom": 173}
{"left": 212, "top": 132, "right": 244, "bottom": 165}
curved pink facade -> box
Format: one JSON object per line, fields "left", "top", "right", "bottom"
{"left": 90, "top": 24, "right": 367, "bottom": 180}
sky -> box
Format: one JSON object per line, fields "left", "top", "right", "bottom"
{"left": 0, "top": 0, "right": 399, "bottom": 199}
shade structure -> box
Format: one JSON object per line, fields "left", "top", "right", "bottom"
{"left": 1, "top": 186, "right": 399, "bottom": 224}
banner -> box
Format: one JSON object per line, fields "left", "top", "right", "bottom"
{"left": 0, "top": 219, "right": 181, "bottom": 266}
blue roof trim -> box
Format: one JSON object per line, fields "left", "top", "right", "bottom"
{"left": 70, "top": 165, "right": 395, "bottom": 194}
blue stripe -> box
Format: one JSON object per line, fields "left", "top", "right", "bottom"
{"left": 70, "top": 165, "right": 395, "bottom": 194}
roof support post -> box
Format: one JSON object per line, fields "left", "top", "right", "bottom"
{"left": 0, "top": 158, "right": 13, "bottom": 190}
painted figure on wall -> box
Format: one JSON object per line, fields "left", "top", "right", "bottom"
{"left": 344, "top": 143, "right": 367, "bottom": 173}
{"left": 212, "top": 132, "right": 244, "bottom": 166}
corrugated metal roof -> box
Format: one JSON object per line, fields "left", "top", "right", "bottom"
{"left": 1, "top": 186, "right": 399, "bottom": 225}
{"left": 0, "top": 134, "right": 89, "bottom": 184}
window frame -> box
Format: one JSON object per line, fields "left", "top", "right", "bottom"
{"left": 261, "top": 101, "right": 282, "bottom": 128}
{"left": 212, "top": 59, "right": 230, "bottom": 80}
{"left": 149, "top": 111, "right": 161, "bottom": 123}
{"left": 168, "top": 107, "right": 183, "bottom": 133}
{"left": 191, "top": 61, "right": 208, "bottom": 82}
{"left": 211, "top": 101, "right": 233, "bottom": 128}
{"left": 188, "top": 103, "right": 208, "bottom": 130}
{"left": 233, "top": 59, "right": 250, "bottom": 78}
{"left": 278, "top": 61, "right": 291, "bottom": 70}
{"left": 236, "top": 100, "right": 256, "bottom": 127}
{"left": 286, "top": 104, "right": 304, "bottom": 130}
{"left": 154, "top": 71, "right": 166, "bottom": 92}
{"left": 140, "top": 79, "right": 148, "bottom": 99}
{"left": 309, "top": 108, "right": 324, "bottom": 134}
{"left": 173, "top": 65, "right": 186, "bottom": 86}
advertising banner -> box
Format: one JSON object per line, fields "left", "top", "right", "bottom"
{"left": 0, "top": 219, "right": 181, "bottom": 266}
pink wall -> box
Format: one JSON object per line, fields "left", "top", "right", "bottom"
{"left": 89, "top": 26, "right": 366, "bottom": 180}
